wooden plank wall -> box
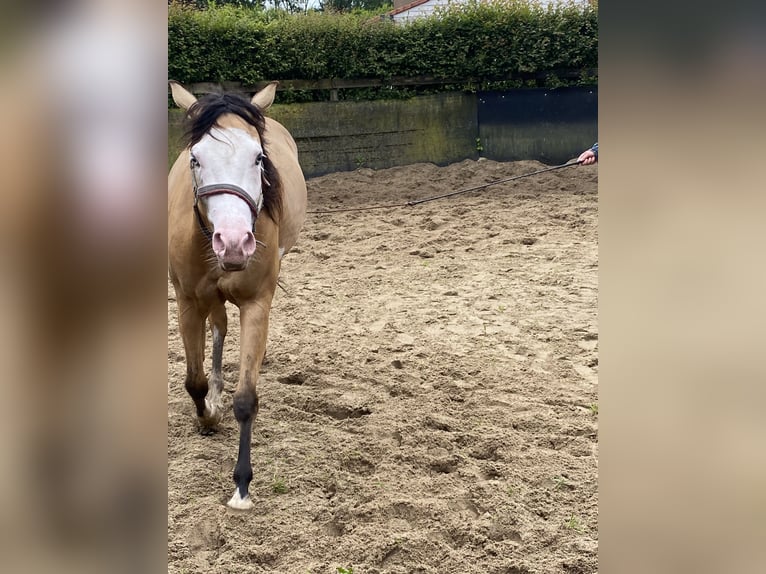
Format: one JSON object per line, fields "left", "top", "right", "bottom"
{"left": 168, "top": 84, "right": 597, "bottom": 177}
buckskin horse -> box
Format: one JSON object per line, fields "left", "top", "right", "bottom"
{"left": 168, "top": 81, "right": 307, "bottom": 509}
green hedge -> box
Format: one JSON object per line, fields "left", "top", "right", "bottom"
{"left": 168, "top": 1, "right": 598, "bottom": 102}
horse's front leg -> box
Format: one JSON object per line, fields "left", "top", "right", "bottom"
{"left": 200, "top": 303, "right": 227, "bottom": 430}
{"left": 177, "top": 296, "right": 210, "bottom": 430}
{"left": 227, "top": 299, "right": 272, "bottom": 510}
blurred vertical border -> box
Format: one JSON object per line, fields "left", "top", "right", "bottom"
{"left": 0, "top": 1, "right": 167, "bottom": 573}
{"left": 600, "top": 1, "right": 766, "bottom": 572}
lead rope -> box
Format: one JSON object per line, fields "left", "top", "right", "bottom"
{"left": 307, "top": 160, "right": 582, "bottom": 215}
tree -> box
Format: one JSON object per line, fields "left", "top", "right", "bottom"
{"left": 270, "top": 0, "right": 314, "bottom": 13}
{"left": 320, "top": 0, "right": 391, "bottom": 13}
{"left": 168, "top": 0, "right": 267, "bottom": 8}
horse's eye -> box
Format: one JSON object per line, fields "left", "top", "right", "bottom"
{"left": 190, "top": 155, "right": 200, "bottom": 168}
{"left": 255, "top": 153, "right": 264, "bottom": 165}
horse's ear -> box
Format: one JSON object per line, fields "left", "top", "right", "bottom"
{"left": 251, "top": 82, "right": 278, "bottom": 111}
{"left": 169, "top": 81, "right": 197, "bottom": 111}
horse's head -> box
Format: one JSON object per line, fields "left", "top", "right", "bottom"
{"left": 189, "top": 124, "right": 265, "bottom": 271}
{"left": 171, "top": 82, "right": 280, "bottom": 271}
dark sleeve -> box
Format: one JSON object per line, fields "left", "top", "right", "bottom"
{"left": 591, "top": 142, "right": 598, "bottom": 157}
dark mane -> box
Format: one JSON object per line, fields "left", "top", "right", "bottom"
{"left": 183, "top": 93, "right": 282, "bottom": 220}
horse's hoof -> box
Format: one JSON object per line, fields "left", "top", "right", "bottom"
{"left": 227, "top": 489, "right": 253, "bottom": 510}
{"left": 197, "top": 415, "right": 221, "bottom": 434}
{"left": 198, "top": 400, "right": 223, "bottom": 433}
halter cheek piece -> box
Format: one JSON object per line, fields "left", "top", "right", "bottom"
{"left": 190, "top": 158, "right": 268, "bottom": 242}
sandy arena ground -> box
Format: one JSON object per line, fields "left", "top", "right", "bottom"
{"left": 168, "top": 158, "right": 598, "bottom": 574}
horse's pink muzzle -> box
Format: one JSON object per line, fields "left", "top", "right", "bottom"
{"left": 212, "top": 229, "right": 256, "bottom": 271}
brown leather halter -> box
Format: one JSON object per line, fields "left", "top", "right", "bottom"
{"left": 191, "top": 162, "right": 264, "bottom": 242}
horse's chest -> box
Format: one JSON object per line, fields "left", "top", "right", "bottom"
{"left": 214, "top": 274, "right": 269, "bottom": 306}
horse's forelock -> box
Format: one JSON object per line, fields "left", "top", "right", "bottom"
{"left": 183, "top": 93, "right": 266, "bottom": 148}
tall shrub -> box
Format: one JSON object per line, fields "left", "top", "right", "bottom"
{"left": 168, "top": 1, "right": 598, "bottom": 102}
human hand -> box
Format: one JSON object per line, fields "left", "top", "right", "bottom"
{"left": 578, "top": 149, "right": 597, "bottom": 165}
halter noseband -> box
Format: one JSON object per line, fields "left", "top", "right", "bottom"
{"left": 191, "top": 162, "right": 264, "bottom": 242}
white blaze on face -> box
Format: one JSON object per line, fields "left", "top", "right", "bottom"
{"left": 190, "top": 127, "right": 265, "bottom": 269}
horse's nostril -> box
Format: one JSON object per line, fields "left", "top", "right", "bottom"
{"left": 240, "top": 232, "right": 256, "bottom": 257}
{"left": 212, "top": 231, "right": 225, "bottom": 254}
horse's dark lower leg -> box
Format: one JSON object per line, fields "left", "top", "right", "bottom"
{"left": 211, "top": 325, "right": 224, "bottom": 379}
{"left": 228, "top": 382, "right": 259, "bottom": 509}
{"left": 227, "top": 298, "right": 272, "bottom": 509}
{"left": 184, "top": 366, "right": 207, "bottom": 418}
